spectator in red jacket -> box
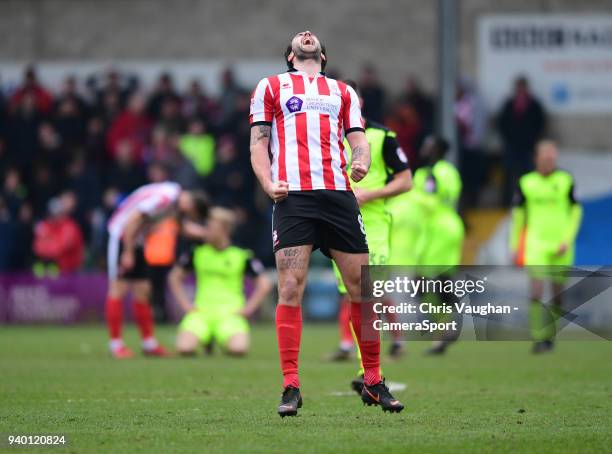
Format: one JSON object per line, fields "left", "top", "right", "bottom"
{"left": 33, "top": 191, "right": 84, "bottom": 274}
{"left": 106, "top": 93, "right": 152, "bottom": 163}
{"left": 385, "top": 101, "right": 422, "bottom": 169}
{"left": 9, "top": 66, "right": 54, "bottom": 115}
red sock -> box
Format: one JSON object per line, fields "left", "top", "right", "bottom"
{"left": 351, "top": 301, "right": 381, "bottom": 386}
{"left": 105, "top": 297, "right": 123, "bottom": 340}
{"left": 338, "top": 296, "right": 353, "bottom": 348}
{"left": 276, "top": 304, "right": 302, "bottom": 389}
{"left": 132, "top": 300, "right": 154, "bottom": 339}
{"left": 382, "top": 298, "right": 402, "bottom": 343}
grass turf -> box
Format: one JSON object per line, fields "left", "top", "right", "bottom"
{"left": 0, "top": 325, "right": 611, "bottom": 453}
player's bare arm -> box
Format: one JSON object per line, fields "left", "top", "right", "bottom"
{"left": 181, "top": 220, "right": 210, "bottom": 242}
{"left": 119, "top": 212, "right": 145, "bottom": 271}
{"left": 354, "top": 168, "right": 413, "bottom": 206}
{"left": 240, "top": 274, "right": 273, "bottom": 318}
{"left": 346, "top": 131, "right": 371, "bottom": 182}
{"left": 168, "top": 265, "right": 195, "bottom": 313}
{"left": 250, "top": 124, "right": 289, "bottom": 202}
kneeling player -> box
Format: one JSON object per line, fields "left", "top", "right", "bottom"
{"left": 169, "top": 208, "right": 272, "bottom": 356}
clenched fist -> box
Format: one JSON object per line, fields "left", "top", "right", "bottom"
{"left": 265, "top": 180, "right": 289, "bottom": 202}
{"left": 350, "top": 161, "right": 368, "bottom": 182}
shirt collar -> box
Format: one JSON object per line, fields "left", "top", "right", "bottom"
{"left": 287, "top": 68, "right": 325, "bottom": 76}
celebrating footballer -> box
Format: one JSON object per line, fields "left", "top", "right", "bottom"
{"left": 249, "top": 30, "right": 404, "bottom": 417}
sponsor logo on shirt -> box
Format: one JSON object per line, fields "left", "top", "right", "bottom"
{"left": 286, "top": 96, "right": 303, "bottom": 113}
{"left": 303, "top": 97, "right": 337, "bottom": 114}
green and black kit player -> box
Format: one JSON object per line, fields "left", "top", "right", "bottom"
{"left": 169, "top": 208, "right": 272, "bottom": 356}
{"left": 510, "top": 140, "right": 582, "bottom": 353}
{"left": 330, "top": 87, "right": 412, "bottom": 391}
{"left": 389, "top": 136, "right": 464, "bottom": 355}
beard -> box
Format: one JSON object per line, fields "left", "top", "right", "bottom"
{"left": 293, "top": 45, "right": 321, "bottom": 63}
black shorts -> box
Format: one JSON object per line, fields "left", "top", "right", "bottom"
{"left": 272, "top": 190, "right": 369, "bottom": 258}
{"left": 107, "top": 235, "right": 150, "bottom": 281}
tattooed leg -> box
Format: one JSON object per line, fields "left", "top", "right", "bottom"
{"left": 274, "top": 244, "right": 311, "bottom": 392}
{"left": 275, "top": 245, "right": 312, "bottom": 307}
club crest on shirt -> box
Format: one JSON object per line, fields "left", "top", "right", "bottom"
{"left": 286, "top": 96, "right": 303, "bottom": 113}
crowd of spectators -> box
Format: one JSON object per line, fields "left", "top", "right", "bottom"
{"left": 0, "top": 66, "right": 261, "bottom": 271}
{"left": 0, "top": 64, "right": 547, "bottom": 273}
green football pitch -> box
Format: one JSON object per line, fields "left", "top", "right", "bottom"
{"left": 1, "top": 325, "right": 610, "bottom": 453}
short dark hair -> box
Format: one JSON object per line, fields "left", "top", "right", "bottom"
{"left": 433, "top": 136, "right": 450, "bottom": 157}
{"left": 284, "top": 44, "right": 327, "bottom": 71}
{"left": 515, "top": 75, "right": 529, "bottom": 88}
{"left": 190, "top": 190, "right": 210, "bottom": 220}
{"left": 424, "top": 135, "right": 450, "bottom": 158}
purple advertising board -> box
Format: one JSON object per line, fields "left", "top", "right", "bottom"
{"left": 0, "top": 273, "right": 248, "bottom": 324}
{"left": 0, "top": 273, "right": 109, "bottom": 324}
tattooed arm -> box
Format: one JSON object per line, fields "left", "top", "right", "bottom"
{"left": 250, "top": 124, "right": 289, "bottom": 202}
{"left": 250, "top": 124, "right": 271, "bottom": 186}
{"left": 346, "top": 130, "right": 371, "bottom": 182}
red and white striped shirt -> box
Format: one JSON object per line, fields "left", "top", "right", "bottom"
{"left": 107, "top": 182, "right": 181, "bottom": 237}
{"left": 250, "top": 70, "right": 364, "bottom": 191}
